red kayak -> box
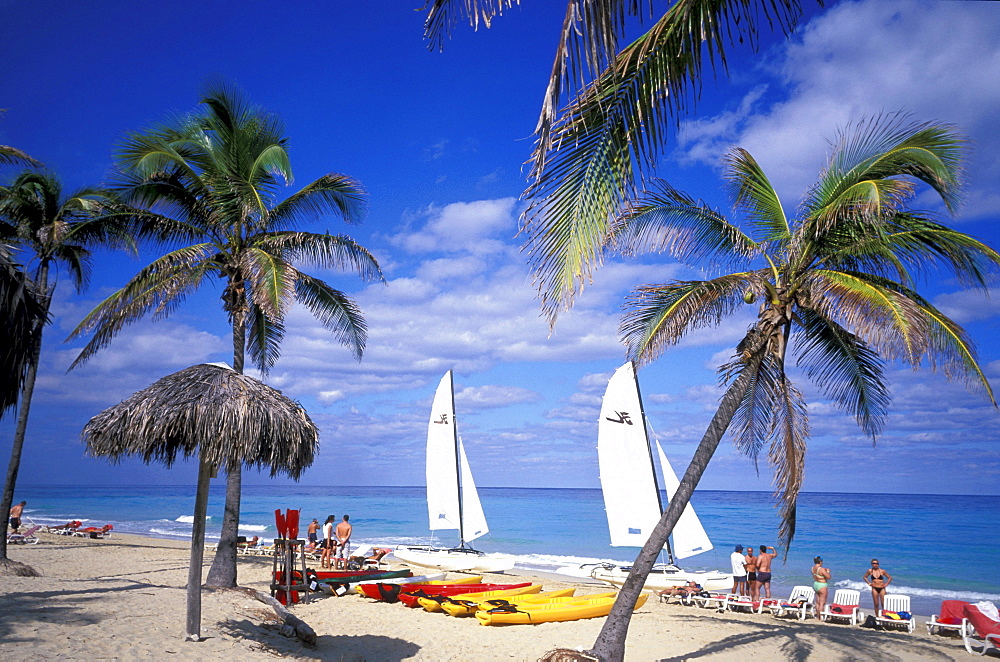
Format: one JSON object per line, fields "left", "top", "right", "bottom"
{"left": 314, "top": 569, "right": 396, "bottom": 580}
{"left": 396, "top": 583, "right": 532, "bottom": 608}
{"left": 358, "top": 581, "right": 529, "bottom": 603}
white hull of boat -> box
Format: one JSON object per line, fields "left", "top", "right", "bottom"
{"left": 590, "top": 564, "right": 732, "bottom": 592}
{"left": 394, "top": 545, "right": 515, "bottom": 573}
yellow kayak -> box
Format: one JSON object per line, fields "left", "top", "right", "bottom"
{"left": 439, "top": 588, "right": 578, "bottom": 617}
{"left": 418, "top": 584, "right": 542, "bottom": 612}
{"left": 476, "top": 593, "right": 649, "bottom": 625}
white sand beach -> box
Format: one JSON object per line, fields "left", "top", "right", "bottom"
{"left": 2, "top": 532, "right": 974, "bottom": 660}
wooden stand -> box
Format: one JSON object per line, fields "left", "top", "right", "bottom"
{"left": 270, "top": 538, "right": 309, "bottom": 605}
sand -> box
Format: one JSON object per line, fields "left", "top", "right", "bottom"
{"left": 2, "top": 532, "right": 973, "bottom": 661}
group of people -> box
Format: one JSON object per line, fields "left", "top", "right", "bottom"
{"left": 729, "top": 544, "right": 779, "bottom": 601}
{"left": 811, "top": 556, "right": 893, "bottom": 615}
{"left": 305, "top": 514, "right": 353, "bottom": 569}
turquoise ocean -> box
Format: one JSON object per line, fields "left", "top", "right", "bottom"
{"left": 14, "top": 484, "right": 999, "bottom": 617}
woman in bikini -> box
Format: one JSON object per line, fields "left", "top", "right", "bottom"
{"left": 863, "top": 559, "right": 892, "bottom": 613}
{"left": 812, "top": 556, "right": 830, "bottom": 616}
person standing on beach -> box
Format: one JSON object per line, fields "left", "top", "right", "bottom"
{"left": 335, "top": 515, "right": 352, "bottom": 570}
{"left": 863, "top": 559, "right": 892, "bottom": 614}
{"left": 307, "top": 518, "right": 319, "bottom": 546}
{"left": 756, "top": 545, "right": 778, "bottom": 599}
{"left": 8, "top": 500, "right": 26, "bottom": 533}
{"left": 321, "top": 515, "right": 336, "bottom": 569}
{"left": 745, "top": 546, "right": 759, "bottom": 600}
{"left": 730, "top": 545, "right": 747, "bottom": 596}
{"left": 812, "top": 556, "right": 831, "bottom": 616}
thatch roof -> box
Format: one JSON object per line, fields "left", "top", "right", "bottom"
{"left": 82, "top": 363, "right": 317, "bottom": 477}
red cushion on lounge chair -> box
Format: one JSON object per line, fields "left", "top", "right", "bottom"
{"left": 938, "top": 617, "right": 962, "bottom": 625}
{"left": 829, "top": 604, "right": 855, "bottom": 613}
{"left": 940, "top": 600, "right": 971, "bottom": 622}
{"left": 965, "top": 606, "right": 1000, "bottom": 637}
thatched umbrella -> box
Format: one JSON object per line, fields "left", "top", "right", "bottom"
{"left": 82, "top": 363, "right": 318, "bottom": 642}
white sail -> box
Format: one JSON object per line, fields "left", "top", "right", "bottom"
{"left": 458, "top": 437, "right": 489, "bottom": 543}
{"left": 597, "top": 362, "right": 663, "bottom": 547}
{"left": 426, "top": 371, "right": 460, "bottom": 532}
{"left": 424, "top": 370, "right": 489, "bottom": 543}
{"left": 655, "top": 441, "right": 713, "bottom": 558}
{"left": 597, "top": 362, "right": 713, "bottom": 558}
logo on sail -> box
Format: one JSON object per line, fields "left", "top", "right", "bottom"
{"left": 433, "top": 414, "right": 450, "bottom": 425}
{"left": 605, "top": 410, "right": 632, "bottom": 425}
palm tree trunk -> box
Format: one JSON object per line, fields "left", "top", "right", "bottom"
{"left": 0, "top": 265, "right": 48, "bottom": 563}
{"left": 588, "top": 361, "right": 759, "bottom": 662}
{"left": 205, "top": 299, "right": 246, "bottom": 588}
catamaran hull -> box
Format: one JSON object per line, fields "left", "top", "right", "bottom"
{"left": 590, "top": 565, "right": 732, "bottom": 592}
{"left": 394, "top": 545, "right": 515, "bottom": 573}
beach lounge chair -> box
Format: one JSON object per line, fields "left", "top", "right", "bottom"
{"left": 725, "top": 593, "right": 759, "bottom": 613}
{"left": 6, "top": 524, "right": 40, "bottom": 545}
{"left": 693, "top": 592, "right": 735, "bottom": 612}
{"left": 73, "top": 524, "right": 113, "bottom": 539}
{"left": 927, "top": 600, "right": 971, "bottom": 636}
{"left": 46, "top": 520, "right": 82, "bottom": 535}
{"left": 769, "top": 585, "right": 815, "bottom": 620}
{"left": 961, "top": 602, "right": 1000, "bottom": 655}
{"left": 820, "top": 588, "right": 863, "bottom": 625}
{"left": 875, "top": 594, "right": 915, "bottom": 633}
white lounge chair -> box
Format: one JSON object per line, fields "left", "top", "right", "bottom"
{"left": 820, "top": 588, "right": 863, "bottom": 625}
{"left": 6, "top": 524, "right": 40, "bottom": 545}
{"left": 694, "top": 592, "right": 736, "bottom": 612}
{"left": 928, "top": 600, "right": 972, "bottom": 636}
{"left": 769, "top": 585, "right": 815, "bottom": 620}
{"left": 960, "top": 603, "right": 1000, "bottom": 655}
{"left": 875, "top": 594, "right": 915, "bottom": 633}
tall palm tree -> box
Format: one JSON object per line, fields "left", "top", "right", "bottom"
{"left": 0, "top": 172, "right": 123, "bottom": 566}
{"left": 0, "top": 244, "right": 44, "bottom": 418}
{"left": 421, "top": 0, "right": 811, "bottom": 324}
{"left": 584, "top": 115, "right": 1000, "bottom": 660}
{"left": 69, "top": 82, "right": 384, "bottom": 588}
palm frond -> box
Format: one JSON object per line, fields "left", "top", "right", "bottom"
{"left": 793, "top": 307, "right": 889, "bottom": 440}
{"left": 723, "top": 147, "right": 790, "bottom": 242}
{"left": 525, "top": 0, "right": 803, "bottom": 323}
{"left": 421, "top": 0, "right": 523, "bottom": 52}
{"left": 294, "top": 273, "right": 367, "bottom": 361}
{"left": 610, "top": 178, "right": 757, "bottom": 270}
{"left": 268, "top": 174, "right": 368, "bottom": 228}
{"left": 245, "top": 303, "right": 285, "bottom": 375}
{"left": 620, "top": 274, "right": 755, "bottom": 366}
{"left": 260, "top": 231, "right": 384, "bottom": 283}
{"left": 243, "top": 247, "right": 296, "bottom": 319}
{"left": 67, "top": 245, "right": 214, "bottom": 369}
{"left": 768, "top": 375, "right": 808, "bottom": 555}
{"left": 728, "top": 350, "right": 783, "bottom": 468}
{"left": 0, "top": 145, "right": 42, "bottom": 168}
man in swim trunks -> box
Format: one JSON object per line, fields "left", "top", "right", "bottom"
{"left": 334, "top": 514, "right": 352, "bottom": 569}
{"left": 730, "top": 545, "right": 747, "bottom": 596}
{"left": 744, "top": 546, "right": 759, "bottom": 601}
{"left": 863, "top": 558, "right": 892, "bottom": 613}
{"left": 8, "top": 500, "right": 26, "bottom": 533}
{"left": 756, "top": 545, "right": 777, "bottom": 599}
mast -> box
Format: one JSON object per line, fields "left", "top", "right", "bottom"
{"left": 447, "top": 370, "right": 466, "bottom": 549}
{"left": 630, "top": 361, "right": 676, "bottom": 565}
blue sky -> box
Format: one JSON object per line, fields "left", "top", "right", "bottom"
{"left": 2, "top": 0, "right": 999, "bottom": 495}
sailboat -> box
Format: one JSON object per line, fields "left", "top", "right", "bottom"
{"left": 586, "top": 362, "right": 731, "bottom": 592}
{"left": 393, "top": 370, "right": 515, "bottom": 573}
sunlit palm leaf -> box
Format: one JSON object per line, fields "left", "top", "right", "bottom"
{"left": 421, "top": 0, "right": 522, "bottom": 52}
{"left": 269, "top": 174, "right": 368, "bottom": 228}
{"left": 724, "top": 148, "right": 789, "bottom": 243}
{"left": 294, "top": 272, "right": 367, "bottom": 360}
{"left": 768, "top": 375, "right": 808, "bottom": 556}
{"left": 246, "top": 303, "right": 285, "bottom": 375}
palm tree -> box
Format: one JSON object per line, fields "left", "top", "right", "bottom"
{"left": 421, "top": 0, "right": 812, "bottom": 324}
{"left": 0, "top": 172, "right": 123, "bottom": 568}
{"left": 69, "top": 81, "right": 385, "bottom": 588}
{"left": 583, "top": 115, "right": 1000, "bottom": 660}
{"left": 0, "top": 244, "right": 45, "bottom": 419}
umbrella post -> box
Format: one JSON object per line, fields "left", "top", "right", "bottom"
{"left": 186, "top": 458, "right": 213, "bottom": 642}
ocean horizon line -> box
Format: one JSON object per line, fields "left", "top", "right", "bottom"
{"left": 14, "top": 483, "right": 1000, "bottom": 498}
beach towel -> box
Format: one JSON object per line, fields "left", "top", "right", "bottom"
{"left": 976, "top": 601, "right": 1000, "bottom": 622}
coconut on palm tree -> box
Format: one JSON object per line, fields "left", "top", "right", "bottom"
{"left": 69, "top": 81, "right": 384, "bottom": 588}
{"left": 0, "top": 172, "right": 126, "bottom": 570}
{"left": 580, "top": 115, "right": 1000, "bottom": 660}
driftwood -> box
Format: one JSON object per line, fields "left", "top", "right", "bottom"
{"left": 539, "top": 649, "right": 600, "bottom": 662}
{"left": 231, "top": 586, "right": 317, "bottom": 646}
